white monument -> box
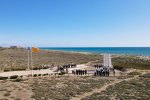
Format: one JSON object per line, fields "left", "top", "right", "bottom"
{"left": 103, "top": 53, "right": 113, "bottom": 69}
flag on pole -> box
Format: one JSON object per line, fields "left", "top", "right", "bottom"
{"left": 32, "top": 47, "right": 40, "bottom": 52}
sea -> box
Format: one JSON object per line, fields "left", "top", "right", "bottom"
{"left": 40, "top": 47, "right": 150, "bottom": 56}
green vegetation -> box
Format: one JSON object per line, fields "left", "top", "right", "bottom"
{"left": 80, "top": 62, "right": 88, "bottom": 64}
{"left": 58, "top": 72, "right": 66, "bottom": 75}
{"left": 0, "top": 78, "right": 32, "bottom": 99}
{"left": 4, "top": 69, "right": 10, "bottom": 72}
{"left": 0, "top": 76, "right": 8, "bottom": 80}
{"left": 11, "top": 78, "right": 23, "bottom": 82}
{"left": 128, "top": 71, "right": 141, "bottom": 76}
{"left": 30, "top": 76, "right": 112, "bottom": 100}
{"left": 82, "top": 76, "right": 150, "bottom": 100}
{"left": 0, "top": 48, "right": 100, "bottom": 71}
{"left": 139, "top": 73, "right": 150, "bottom": 78}
{"left": 11, "top": 68, "right": 26, "bottom": 71}
{"left": 33, "top": 74, "right": 38, "bottom": 77}
{"left": 10, "top": 75, "right": 18, "bottom": 79}
{"left": 43, "top": 73, "right": 48, "bottom": 76}
{"left": 0, "top": 48, "right": 150, "bottom": 71}
{"left": 38, "top": 74, "right": 41, "bottom": 76}
{"left": 113, "top": 56, "right": 150, "bottom": 70}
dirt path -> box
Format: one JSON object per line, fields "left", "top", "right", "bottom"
{"left": 71, "top": 74, "right": 142, "bottom": 100}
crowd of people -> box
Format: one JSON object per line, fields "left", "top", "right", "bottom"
{"left": 93, "top": 64, "right": 103, "bottom": 69}
{"left": 63, "top": 64, "right": 76, "bottom": 69}
{"left": 94, "top": 68, "right": 110, "bottom": 76}
{"left": 57, "top": 63, "right": 115, "bottom": 77}
{"left": 72, "top": 70, "right": 87, "bottom": 75}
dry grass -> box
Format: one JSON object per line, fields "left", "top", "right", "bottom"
{"left": 113, "top": 55, "right": 150, "bottom": 70}
{"left": 1, "top": 73, "right": 149, "bottom": 100}
{"left": 82, "top": 74, "right": 150, "bottom": 100}
{"left": 0, "top": 48, "right": 100, "bottom": 71}
{"left": 1, "top": 48, "right": 150, "bottom": 71}
{"left": 0, "top": 79, "right": 33, "bottom": 100}
{"left": 30, "top": 76, "right": 113, "bottom": 100}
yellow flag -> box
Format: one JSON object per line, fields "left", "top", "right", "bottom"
{"left": 32, "top": 47, "right": 40, "bottom": 52}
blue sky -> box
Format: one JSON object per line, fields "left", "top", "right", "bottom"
{"left": 0, "top": 0, "right": 150, "bottom": 47}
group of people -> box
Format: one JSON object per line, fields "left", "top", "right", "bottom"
{"left": 63, "top": 64, "right": 76, "bottom": 69}
{"left": 93, "top": 65, "right": 103, "bottom": 69}
{"left": 72, "top": 70, "right": 87, "bottom": 75}
{"left": 94, "top": 68, "right": 110, "bottom": 76}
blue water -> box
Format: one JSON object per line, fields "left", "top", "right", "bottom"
{"left": 40, "top": 47, "right": 150, "bottom": 56}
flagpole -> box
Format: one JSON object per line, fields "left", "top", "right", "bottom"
{"left": 31, "top": 48, "right": 33, "bottom": 76}
{"left": 30, "top": 47, "right": 39, "bottom": 76}
{"left": 27, "top": 48, "right": 30, "bottom": 70}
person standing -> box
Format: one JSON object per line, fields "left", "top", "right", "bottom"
{"left": 113, "top": 69, "right": 115, "bottom": 76}
{"left": 85, "top": 70, "right": 87, "bottom": 75}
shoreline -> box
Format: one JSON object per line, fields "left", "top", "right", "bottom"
{"left": 40, "top": 49, "right": 94, "bottom": 55}
{"left": 39, "top": 47, "right": 150, "bottom": 56}
{"left": 41, "top": 49, "right": 150, "bottom": 57}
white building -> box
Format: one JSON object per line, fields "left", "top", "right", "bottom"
{"left": 103, "top": 53, "right": 113, "bottom": 69}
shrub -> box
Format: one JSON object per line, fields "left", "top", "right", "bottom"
{"left": 139, "top": 73, "right": 150, "bottom": 78}
{"left": 128, "top": 71, "right": 141, "bottom": 76}
{"left": 114, "top": 66, "right": 127, "bottom": 71}
{"left": 43, "top": 74, "right": 48, "bottom": 76}
{"left": 10, "top": 75, "right": 18, "bottom": 79}
{"left": 33, "top": 67, "right": 39, "bottom": 70}
{"left": 33, "top": 74, "right": 38, "bottom": 77}
{"left": 43, "top": 74, "right": 46, "bottom": 76}
{"left": 11, "top": 68, "right": 26, "bottom": 71}
{"left": 12, "top": 78, "right": 23, "bottom": 82}
{"left": 4, "top": 69, "right": 10, "bottom": 72}
{"left": 20, "top": 76, "right": 23, "bottom": 78}
{"left": 59, "top": 72, "right": 66, "bottom": 75}
{"left": 4, "top": 92, "right": 11, "bottom": 97}
{"left": 38, "top": 74, "right": 41, "bottom": 76}
{"left": 0, "top": 76, "right": 8, "bottom": 80}
{"left": 80, "top": 62, "right": 88, "bottom": 64}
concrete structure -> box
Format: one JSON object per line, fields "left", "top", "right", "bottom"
{"left": 103, "top": 53, "right": 113, "bottom": 69}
